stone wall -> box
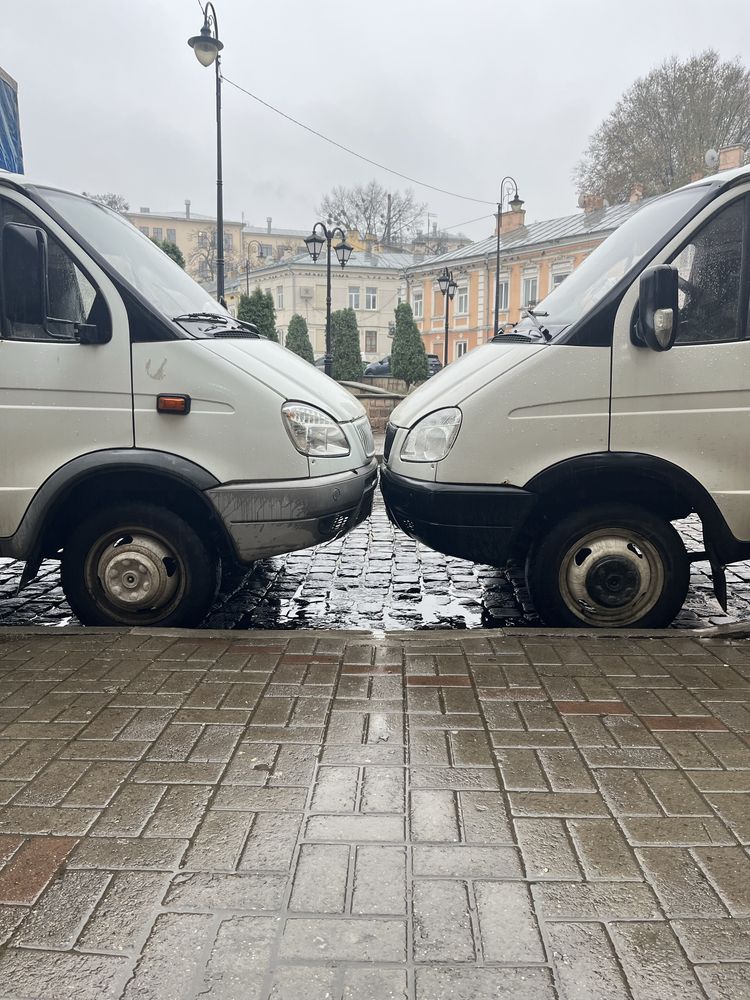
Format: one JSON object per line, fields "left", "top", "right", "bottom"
{"left": 360, "top": 375, "right": 410, "bottom": 394}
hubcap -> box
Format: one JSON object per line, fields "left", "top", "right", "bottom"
{"left": 559, "top": 531, "right": 664, "bottom": 626}
{"left": 96, "top": 533, "right": 180, "bottom": 612}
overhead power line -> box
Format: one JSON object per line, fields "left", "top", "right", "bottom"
{"left": 222, "top": 75, "right": 497, "bottom": 207}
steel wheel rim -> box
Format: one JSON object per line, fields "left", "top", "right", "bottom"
{"left": 558, "top": 528, "right": 665, "bottom": 626}
{"left": 85, "top": 527, "right": 185, "bottom": 624}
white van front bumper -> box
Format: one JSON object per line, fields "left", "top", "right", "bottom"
{"left": 205, "top": 458, "right": 378, "bottom": 561}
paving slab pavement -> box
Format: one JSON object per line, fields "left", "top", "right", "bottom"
{"left": 0, "top": 625, "right": 749, "bottom": 999}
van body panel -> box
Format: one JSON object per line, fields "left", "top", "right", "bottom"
{"left": 387, "top": 347, "right": 611, "bottom": 489}
{"left": 200, "top": 338, "right": 367, "bottom": 423}
{"left": 132, "top": 341, "right": 310, "bottom": 484}
{"left": 610, "top": 185, "right": 750, "bottom": 539}
{"left": 0, "top": 189, "right": 133, "bottom": 538}
{"left": 388, "top": 341, "right": 545, "bottom": 429}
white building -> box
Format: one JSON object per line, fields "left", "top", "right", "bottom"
{"left": 224, "top": 250, "right": 425, "bottom": 362}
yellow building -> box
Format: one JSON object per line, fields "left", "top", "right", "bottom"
{"left": 409, "top": 194, "right": 648, "bottom": 362}
{"left": 125, "top": 203, "right": 245, "bottom": 283}
{"left": 124, "top": 206, "right": 308, "bottom": 284}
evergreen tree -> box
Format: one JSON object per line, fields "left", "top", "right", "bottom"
{"left": 150, "top": 237, "right": 185, "bottom": 268}
{"left": 331, "top": 308, "right": 363, "bottom": 381}
{"left": 285, "top": 313, "right": 314, "bottom": 363}
{"left": 237, "top": 288, "right": 278, "bottom": 341}
{"left": 391, "top": 302, "right": 429, "bottom": 385}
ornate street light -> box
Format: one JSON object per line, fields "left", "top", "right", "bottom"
{"left": 188, "top": 4, "right": 226, "bottom": 304}
{"left": 305, "top": 221, "right": 353, "bottom": 377}
{"left": 494, "top": 176, "right": 522, "bottom": 337}
{"left": 243, "top": 240, "right": 265, "bottom": 295}
{"left": 437, "top": 266, "right": 458, "bottom": 367}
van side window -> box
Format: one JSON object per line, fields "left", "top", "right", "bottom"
{"left": 669, "top": 198, "right": 745, "bottom": 345}
{"left": 1, "top": 199, "right": 103, "bottom": 343}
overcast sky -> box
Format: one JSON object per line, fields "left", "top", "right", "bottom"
{"left": 4, "top": 0, "right": 750, "bottom": 240}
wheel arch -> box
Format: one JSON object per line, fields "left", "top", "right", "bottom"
{"left": 3, "top": 449, "right": 236, "bottom": 565}
{"left": 516, "top": 451, "right": 748, "bottom": 566}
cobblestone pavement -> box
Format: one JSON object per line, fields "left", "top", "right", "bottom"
{"left": 0, "top": 496, "right": 747, "bottom": 631}
{"left": 0, "top": 626, "right": 749, "bottom": 998}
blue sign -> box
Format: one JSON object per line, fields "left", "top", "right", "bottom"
{"left": 0, "top": 68, "right": 23, "bottom": 174}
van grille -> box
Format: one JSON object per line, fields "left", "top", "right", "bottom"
{"left": 383, "top": 423, "right": 396, "bottom": 462}
{"left": 354, "top": 417, "right": 375, "bottom": 458}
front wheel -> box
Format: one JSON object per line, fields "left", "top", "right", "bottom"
{"left": 61, "top": 502, "right": 220, "bottom": 627}
{"left": 525, "top": 504, "right": 690, "bottom": 628}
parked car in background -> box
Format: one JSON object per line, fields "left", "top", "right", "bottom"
{"left": 0, "top": 175, "right": 377, "bottom": 627}
{"left": 365, "top": 354, "right": 443, "bottom": 378}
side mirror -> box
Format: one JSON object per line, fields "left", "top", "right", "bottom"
{"left": 2, "top": 223, "right": 49, "bottom": 327}
{"left": 636, "top": 265, "right": 679, "bottom": 351}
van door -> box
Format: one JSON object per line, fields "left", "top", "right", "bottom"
{"left": 610, "top": 192, "right": 750, "bottom": 539}
{"left": 0, "top": 193, "right": 133, "bottom": 540}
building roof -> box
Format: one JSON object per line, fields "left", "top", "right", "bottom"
{"left": 125, "top": 208, "right": 245, "bottom": 226}
{"left": 423, "top": 200, "right": 652, "bottom": 266}
{"left": 243, "top": 225, "right": 308, "bottom": 238}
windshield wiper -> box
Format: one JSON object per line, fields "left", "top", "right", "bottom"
{"left": 172, "top": 312, "right": 230, "bottom": 323}
{"left": 523, "top": 308, "right": 551, "bottom": 341}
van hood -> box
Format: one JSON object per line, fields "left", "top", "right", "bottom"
{"left": 200, "top": 338, "right": 366, "bottom": 421}
{"left": 390, "top": 341, "right": 546, "bottom": 427}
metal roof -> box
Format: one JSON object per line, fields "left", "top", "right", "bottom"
{"left": 243, "top": 225, "right": 308, "bottom": 238}
{"left": 423, "top": 200, "right": 654, "bottom": 266}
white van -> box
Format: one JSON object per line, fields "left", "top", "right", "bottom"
{"left": 382, "top": 164, "right": 750, "bottom": 628}
{"left": 0, "top": 175, "right": 376, "bottom": 627}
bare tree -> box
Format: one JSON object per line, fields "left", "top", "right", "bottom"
{"left": 82, "top": 192, "right": 129, "bottom": 213}
{"left": 189, "top": 228, "right": 238, "bottom": 282}
{"left": 575, "top": 50, "right": 750, "bottom": 204}
{"left": 318, "top": 180, "right": 427, "bottom": 244}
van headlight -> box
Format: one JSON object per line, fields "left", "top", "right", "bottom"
{"left": 282, "top": 403, "right": 350, "bottom": 457}
{"left": 401, "top": 407, "right": 462, "bottom": 462}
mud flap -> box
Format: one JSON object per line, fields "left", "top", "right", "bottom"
{"left": 17, "top": 554, "right": 42, "bottom": 593}
{"left": 706, "top": 541, "right": 728, "bottom": 612}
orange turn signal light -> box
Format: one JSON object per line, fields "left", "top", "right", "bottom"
{"left": 156, "top": 394, "right": 191, "bottom": 415}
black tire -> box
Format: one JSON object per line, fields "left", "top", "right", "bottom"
{"left": 526, "top": 503, "right": 690, "bottom": 628}
{"left": 61, "top": 502, "right": 220, "bottom": 627}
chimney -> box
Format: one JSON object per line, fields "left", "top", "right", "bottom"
{"left": 578, "top": 193, "right": 605, "bottom": 214}
{"left": 719, "top": 145, "right": 745, "bottom": 170}
{"left": 495, "top": 196, "right": 526, "bottom": 234}
{"left": 628, "top": 183, "right": 644, "bottom": 203}
{"left": 364, "top": 232, "right": 377, "bottom": 254}
{"left": 266, "top": 216, "right": 272, "bottom": 233}
{"left": 185, "top": 199, "right": 191, "bottom": 220}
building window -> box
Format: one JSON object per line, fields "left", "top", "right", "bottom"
{"left": 348, "top": 286, "right": 360, "bottom": 309}
{"left": 198, "top": 231, "right": 208, "bottom": 248}
{"left": 365, "top": 330, "right": 377, "bottom": 353}
{"left": 152, "top": 227, "right": 163, "bottom": 240}
{"left": 456, "top": 285, "right": 469, "bottom": 315}
{"left": 264, "top": 287, "right": 271, "bottom": 297}
{"left": 198, "top": 259, "right": 209, "bottom": 279}
{"left": 495, "top": 279, "right": 509, "bottom": 312}
{"left": 413, "top": 290, "right": 423, "bottom": 318}
{"left": 522, "top": 274, "right": 538, "bottom": 307}
{"left": 365, "top": 287, "right": 378, "bottom": 310}
{"left": 261, "top": 243, "right": 273, "bottom": 258}
{"left": 455, "top": 341, "right": 468, "bottom": 359}
{"left": 550, "top": 270, "right": 570, "bottom": 292}
{"left": 224, "top": 232, "right": 234, "bottom": 251}
{"left": 139, "top": 226, "right": 149, "bottom": 236}
{"left": 166, "top": 228, "right": 176, "bottom": 243}
{"left": 276, "top": 286, "right": 284, "bottom": 310}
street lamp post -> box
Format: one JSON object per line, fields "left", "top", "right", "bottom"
{"left": 304, "top": 222, "right": 353, "bottom": 378}
{"left": 437, "top": 267, "right": 458, "bottom": 367}
{"left": 494, "top": 176, "right": 523, "bottom": 336}
{"left": 243, "top": 241, "right": 265, "bottom": 295}
{"left": 188, "top": 4, "right": 225, "bottom": 304}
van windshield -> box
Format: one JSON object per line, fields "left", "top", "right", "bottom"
{"left": 33, "top": 188, "right": 226, "bottom": 320}
{"left": 529, "top": 185, "right": 712, "bottom": 333}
